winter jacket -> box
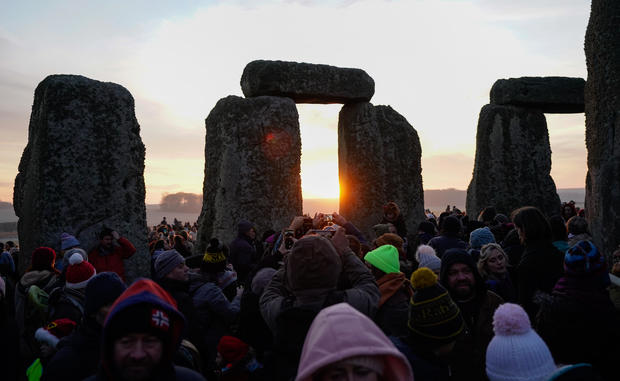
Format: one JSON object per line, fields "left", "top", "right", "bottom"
{"left": 296, "top": 303, "right": 413, "bottom": 381}
{"left": 158, "top": 277, "right": 201, "bottom": 347}
{"left": 428, "top": 235, "right": 468, "bottom": 258}
{"left": 41, "top": 318, "right": 101, "bottom": 381}
{"left": 47, "top": 286, "right": 86, "bottom": 324}
{"left": 229, "top": 221, "right": 259, "bottom": 284}
{"left": 15, "top": 270, "right": 59, "bottom": 338}
{"left": 391, "top": 336, "right": 451, "bottom": 381}
{"left": 88, "top": 237, "right": 136, "bottom": 281}
{"left": 484, "top": 272, "right": 517, "bottom": 303}
{"left": 374, "top": 272, "right": 411, "bottom": 337}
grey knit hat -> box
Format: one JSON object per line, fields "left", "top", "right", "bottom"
{"left": 154, "top": 249, "right": 185, "bottom": 280}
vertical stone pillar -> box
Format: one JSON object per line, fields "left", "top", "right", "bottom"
{"left": 339, "top": 102, "right": 424, "bottom": 242}
{"left": 466, "top": 104, "right": 560, "bottom": 217}
{"left": 13, "top": 75, "right": 148, "bottom": 279}
{"left": 195, "top": 95, "right": 302, "bottom": 253}
{"left": 584, "top": 0, "right": 620, "bottom": 256}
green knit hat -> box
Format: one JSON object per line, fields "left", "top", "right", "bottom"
{"left": 364, "top": 245, "right": 400, "bottom": 274}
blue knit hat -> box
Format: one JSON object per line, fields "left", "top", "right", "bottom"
{"left": 470, "top": 227, "right": 496, "bottom": 250}
{"left": 60, "top": 233, "right": 80, "bottom": 250}
{"left": 85, "top": 272, "right": 127, "bottom": 316}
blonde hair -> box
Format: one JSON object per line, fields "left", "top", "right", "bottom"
{"left": 477, "top": 243, "right": 508, "bottom": 278}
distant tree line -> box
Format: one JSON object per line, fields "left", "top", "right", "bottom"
{"left": 160, "top": 192, "right": 202, "bottom": 213}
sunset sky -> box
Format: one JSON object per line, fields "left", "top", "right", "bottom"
{"left": 0, "top": 0, "right": 589, "bottom": 205}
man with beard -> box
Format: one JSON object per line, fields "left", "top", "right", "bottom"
{"left": 85, "top": 278, "right": 204, "bottom": 381}
{"left": 89, "top": 228, "right": 136, "bottom": 282}
{"left": 440, "top": 248, "right": 503, "bottom": 381}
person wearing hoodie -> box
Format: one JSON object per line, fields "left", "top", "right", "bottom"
{"left": 363, "top": 245, "right": 412, "bottom": 337}
{"left": 229, "top": 220, "right": 260, "bottom": 285}
{"left": 296, "top": 303, "right": 413, "bottom": 381}
{"left": 440, "top": 248, "right": 503, "bottom": 381}
{"left": 84, "top": 278, "right": 204, "bottom": 381}
{"left": 42, "top": 272, "right": 127, "bottom": 381}
{"left": 260, "top": 228, "right": 380, "bottom": 381}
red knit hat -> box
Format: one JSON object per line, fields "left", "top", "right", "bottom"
{"left": 35, "top": 318, "right": 77, "bottom": 348}
{"left": 217, "top": 335, "right": 249, "bottom": 364}
{"left": 65, "top": 252, "right": 96, "bottom": 289}
{"left": 31, "top": 247, "right": 56, "bottom": 270}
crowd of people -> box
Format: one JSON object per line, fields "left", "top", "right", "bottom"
{"left": 1, "top": 200, "right": 619, "bottom": 381}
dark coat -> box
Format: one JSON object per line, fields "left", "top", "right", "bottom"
{"left": 229, "top": 221, "right": 259, "bottom": 284}
{"left": 41, "top": 318, "right": 101, "bottom": 381}
{"left": 157, "top": 277, "right": 202, "bottom": 348}
{"left": 391, "top": 336, "right": 451, "bottom": 381}
{"left": 428, "top": 235, "right": 468, "bottom": 258}
{"left": 375, "top": 273, "right": 411, "bottom": 338}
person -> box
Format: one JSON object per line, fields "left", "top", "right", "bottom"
{"left": 58, "top": 233, "right": 81, "bottom": 272}
{"left": 229, "top": 220, "right": 259, "bottom": 285}
{"left": 549, "top": 215, "right": 569, "bottom": 253}
{"left": 440, "top": 248, "right": 503, "bottom": 381}
{"left": 88, "top": 228, "right": 136, "bottom": 281}
{"left": 414, "top": 244, "right": 441, "bottom": 276}
{"left": 536, "top": 240, "right": 620, "bottom": 380}
{"left": 28, "top": 318, "right": 77, "bottom": 381}
{"left": 260, "top": 228, "right": 380, "bottom": 381}
{"left": 0, "top": 275, "right": 20, "bottom": 381}
{"left": 47, "top": 252, "right": 96, "bottom": 323}
{"left": 373, "top": 233, "right": 413, "bottom": 278}
{"left": 566, "top": 216, "right": 592, "bottom": 247}
{"left": 173, "top": 235, "right": 193, "bottom": 258}
{"left": 216, "top": 335, "right": 265, "bottom": 381}
{"left": 511, "top": 206, "right": 564, "bottom": 319}
{"left": 468, "top": 226, "right": 496, "bottom": 262}
{"left": 477, "top": 243, "right": 516, "bottom": 302}
{"left": 42, "top": 272, "right": 127, "bottom": 381}
{"left": 391, "top": 267, "right": 465, "bottom": 380}
{"left": 485, "top": 303, "right": 556, "bottom": 381}
{"left": 84, "top": 278, "right": 205, "bottom": 381}
{"left": 561, "top": 202, "right": 577, "bottom": 222}
{"left": 296, "top": 303, "right": 413, "bottom": 381}
{"left": 364, "top": 245, "right": 412, "bottom": 337}
{"left": 428, "top": 216, "right": 468, "bottom": 258}
{"left": 381, "top": 201, "right": 408, "bottom": 240}
{"left": 416, "top": 220, "right": 437, "bottom": 246}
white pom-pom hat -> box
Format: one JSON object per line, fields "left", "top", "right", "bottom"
{"left": 486, "top": 303, "right": 556, "bottom": 381}
{"left": 65, "top": 252, "right": 96, "bottom": 289}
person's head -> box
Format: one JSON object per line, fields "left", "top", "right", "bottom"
{"left": 296, "top": 303, "right": 413, "bottom": 381}
{"left": 60, "top": 232, "right": 81, "bottom": 251}
{"left": 561, "top": 202, "right": 576, "bottom": 220}
{"left": 238, "top": 220, "right": 256, "bottom": 240}
{"left": 415, "top": 245, "right": 441, "bottom": 276}
{"left": 373, "top": 233, "right": 405, "bottom": 259}
{"left": 29, "top": 246, "right": 58, "bottom": 273}
{"left": 364, "top": 245, "right": 400, "bottom": 280}
{"left": 36, "top": 318, "right": 77, "bottom": 358}
{"left": 440, "top": 249, "right": 484, "bottom": 302}
{"left": 408, "top": 268, "right": 465, "bottom": 355}
{"left": 486, "top": 303, "right": 556, "bottom": 381}
{"left": 201, "top": 238, "right": 228, "bottom": 274}
{"left": 469, "top": 227, "right": 496, "bottom": 250}
{"left": 286, "top": 236, "right": 341, "bottom": 299}
{"left": 478, "top": 244, "right": 508, "bottom": 278}
{"left": 217, "top": 335, "right": 250, "bottom": 368}
{"left": 100, "top": 228, "right": 115, "bottom": 249}
{"left": 154, "top": 249, "right": 188, "bottom": 282}
{"left": 441, "top": 216, "right": 462, "bottom": 236}
{"left": 178, "top": 230, "right": 190, "bottom": 242}
{"left": 418, "top": 221, "right": 436, "bottom": 236}
{"left": 383, "top": 202, "right": 400, "bottom": 223}
{"left": 173, "top": 235, "right": 185, "bottom": 247}
{"left": 563, "top": 240, "right": 607, "bottom": 279}
{"left": 478, "top": 206, "right": 497, "bottom": 225}
{"left": 548, "top": 215, "right": 568, "bottom": 242}
{"left": 85, "top": 272, "right": 127, "bottom": 325}
{"left": 65, "top": 252, "right": 97, "bottom": 290}
{"left": 566, "top": 216, "right": 590, "bottom": 236}
{"left": 102, "top": 279, "right": 185, "bottom": 381}
{"left": 511, "top": 207, "right": 551, "bottom": 245}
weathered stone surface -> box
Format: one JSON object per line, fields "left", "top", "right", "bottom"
{"left": 490, "top": 77, "right": 585, "bottom": 113}
{"left": 13, "top": 75, "right": 148, "bottom": 278}
{"left": 195, "top": 95, "right": 302, "bottom": 252}
{"left": 466, "top": 104, "right": 560, "bottom": 217}
{"left": 339, "top": 102, "right": 424, "bottom": 242}
{"left": 584, "top": 0, "right": 620, "bottom": 257}
{"left": 241, "top": 60, "right": 375, "bottom": 104}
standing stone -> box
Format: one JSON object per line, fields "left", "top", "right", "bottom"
{"left": 584, "top": 0, "right": 620, "bottom": 257}
{"left": 241, "top": 60, "right": 375, "bottom": 104}
{"left": 339, "top": 102, "right": 424, "bottom": 242}
{"left": 195, "top": 95, "right": 302, "bottom": 253}
{"left": 13, "top": 75, "right": 148, "bottom": 278}
{"left": 466, "top": 104, "right": 560, "bottom": 217}
{"left": 490, "top": 77, "right": 585, "bottom": 113}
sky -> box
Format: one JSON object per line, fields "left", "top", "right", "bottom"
{"left": 0, "top": 0, "right": 590, "bottom": 204}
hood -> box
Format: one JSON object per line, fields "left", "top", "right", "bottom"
{"left": 237, "top": 220, "right": 254, "bottom": 236}
{"left": 20, "top": 270, "right": 55, "bottom": 288}
{"left": 102, "top": 279, "right": 186, "bottom": 371}
{"left": 440, "top": 248, "right": 486, "bottom": 300}
{"left": 296, "top": 303, "right": 413, "bottom": 381}
{"left": 286, "top": 236, "right": 341, "bottom": 296}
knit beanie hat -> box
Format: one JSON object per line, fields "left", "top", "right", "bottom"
{"left": 373, "top": 224, "right": 392, "bottom": 237}
{"left": 415, "top": 245, "right": 441, "bottom": 273}
{"left": 35, "top": 318, "right": 77, "bottom": 348}
{"left": 203, "top": 238, "right": 227, "bottom": 264}
{"left": 85, "top": 272, "right": 127, "bottom": 316}
{"left": 486, "top": 303, "right": 556, "bottom": 381}
{"left": 217, "top": 335, "right": 249, "bottom": 364}
{"left": 564, "top": 240, "right": 606, "bottom": 276}
{"left": 364, "top": 245, "right": 400, "bottom": 274}
{"left": 470, "top": 227, "right": 496, "bottom": 250}
{"left": 65, "top": 253, "right": 96, "bottom": 289}
{"left": 154, "top": 249, "right": 185, "bottom": 280}
{"left": 60, "top": 233, "right": 80, "bottom": 250}
{"left": 375, "top": 233, "right": 405, "bottom": 259}
{"left": 31, "top": 247, "right": 56, "bottom": 270}
{"left": 286, "top": 236, "right": 342, "bottom": 294}
{"left": 408, "top": 268, "right": 465, "bottom": 345}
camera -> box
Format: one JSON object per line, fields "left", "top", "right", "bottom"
{"left": 284, "top": 229, "right": 295, "bottom": 249}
